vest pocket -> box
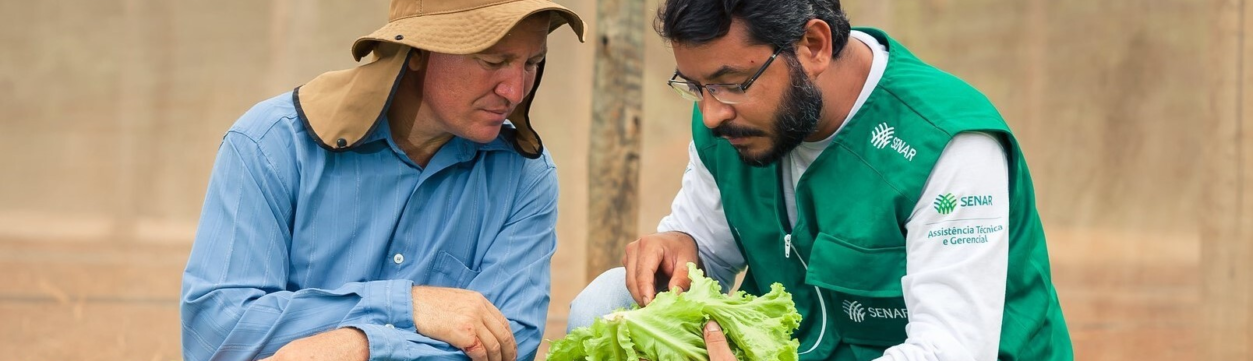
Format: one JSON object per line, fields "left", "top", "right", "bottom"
{"left": 806, "top": 233, "right": 909, "bottom": 347}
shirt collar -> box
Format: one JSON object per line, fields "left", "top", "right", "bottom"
{"left": 361, "top": 118, "right": 393, "bottom": 144}
{"left": 368, "top": 116, "right": 519, "bottom": 167}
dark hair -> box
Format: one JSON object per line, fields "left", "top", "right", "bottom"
{"left": 655, "top": 0, "right": 851, "bottom": 59}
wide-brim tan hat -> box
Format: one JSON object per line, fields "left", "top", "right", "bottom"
{"left": 294, "top": 0, "right": 586, "bottom": 158}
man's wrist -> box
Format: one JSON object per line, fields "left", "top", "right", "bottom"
{"left": 411, "top": 286, "right": 425, "bottom": 333}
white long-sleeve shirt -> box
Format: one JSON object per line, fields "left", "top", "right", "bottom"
{"left": 657, "top": 30, "right": 1009, "bottom": 361}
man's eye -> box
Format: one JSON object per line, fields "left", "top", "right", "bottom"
{"left": 481, "top": 59, "right": 505, "bottom": 68}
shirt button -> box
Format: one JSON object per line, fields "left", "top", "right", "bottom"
{"left": 385, "top": 323, "right": 395, "bottom": 328}
{"left": 393, "top": 253, "right": 404, "bottom": 264}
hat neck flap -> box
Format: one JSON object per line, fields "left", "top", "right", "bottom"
{"left": 293, "top": 42, "right": 409, "bottom": 151}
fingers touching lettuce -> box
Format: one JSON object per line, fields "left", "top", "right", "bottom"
{"left": 548, "top": 263, "right": 801, "bottom": 361}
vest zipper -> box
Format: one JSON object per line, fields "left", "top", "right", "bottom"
{"left": 784, "top": 234, "right": 792, "bottom": 258}
{"left": 783, "top": 233, "right": 828, "bottom": 355}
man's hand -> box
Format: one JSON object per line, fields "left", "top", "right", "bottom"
{"left": 262, "top": 328, "right": 369, "bottom": 361}
{"left": 622, "top": 231, "right": 701, "bottom": 306}
{"left": 412, "top": 286, "right": 516, "bottom": 361}
{"left": 703, "top": 321, "right": 736, "bottom": 361}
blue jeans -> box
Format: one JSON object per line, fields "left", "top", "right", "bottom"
{"left": 567, "top": 267, "right": 637, "bottom": 332}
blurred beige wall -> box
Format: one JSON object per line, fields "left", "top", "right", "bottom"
{"left": 1, "top": 0, "right": 1249, "bottom": 360}
{"left": 0, "top": 0, "right": 398, "bottom": 242}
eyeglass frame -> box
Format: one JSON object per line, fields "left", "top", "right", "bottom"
{"left": 666, "top": 46, "right": 786, "bottom": 104}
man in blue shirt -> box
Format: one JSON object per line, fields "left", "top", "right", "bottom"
{"left": 180, "top": 1, "right": 585, "bottom": 360}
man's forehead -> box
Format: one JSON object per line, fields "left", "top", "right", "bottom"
{"left": 673, "top": 40, "right": 771, "bottom": 81}
{"left": 477, "top": 43, "right": 548, "bottom": 58}
{"left": 671, "top": 17, "right": 776, "bottom": 80}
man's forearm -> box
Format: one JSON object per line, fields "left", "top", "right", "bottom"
{"left": 263, "top": 328, "right": 369, "bottom": 361}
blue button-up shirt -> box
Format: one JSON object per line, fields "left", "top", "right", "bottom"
{"left": 181, "top": 92, "right": 558, "bottom": 360}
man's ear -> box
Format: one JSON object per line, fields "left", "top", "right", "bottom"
{"left": 406, "top": 49, "right": 427, "bottom": 72}
{"left": 794, "top": 19, "right": 833, "bottom": 77}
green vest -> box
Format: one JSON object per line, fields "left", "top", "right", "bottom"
{"left": 692, "top": 28, "right": 1072, "bottom": 360}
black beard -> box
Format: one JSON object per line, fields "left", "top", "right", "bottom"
{"left": 731, "top": 56, "right": 823, "bottom": 167}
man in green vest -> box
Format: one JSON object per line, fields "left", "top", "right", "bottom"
{"left": 568, "top": 0, "right": 1073, "bottom": 360}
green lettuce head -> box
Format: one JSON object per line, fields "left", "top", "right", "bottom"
{"left": 547, "top": 263, "right": 801, "bottom": 361}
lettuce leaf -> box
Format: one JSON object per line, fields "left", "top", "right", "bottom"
{"left": 547, "top": 263, "right": 801, "bottom": 361}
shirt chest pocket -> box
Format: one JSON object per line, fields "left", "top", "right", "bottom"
{"left": 428, "top": 251, "right": 481, "bottom": 288}
{"left": 805, "top": 233, "right": 909, "bottom": 347}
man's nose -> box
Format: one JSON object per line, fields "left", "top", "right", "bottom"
{"left": 700, "top": 95, "right": 734, "bottom": 130}
{"left": 495, "top": 66, "right": 527, "bottom": 106}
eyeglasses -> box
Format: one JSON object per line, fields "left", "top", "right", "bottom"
{"left": 667, "top": 47, "right": 785, "bottom": 105}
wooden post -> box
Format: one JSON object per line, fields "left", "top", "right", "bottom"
{"left": 1204, "top": 0, "right": 1252, "bottom": 358}
{"left": 587, "top": 0, "right": 643, "bottom": 282}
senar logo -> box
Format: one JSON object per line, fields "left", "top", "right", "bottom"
{"left": 870, "top": 123, "right": 894, "bottom": 149}
{"left": 870, "top": 122, "right": 917, "bottom": 161}
{"left": 961, "top": 195, "right": 993, "bottom": 207}
{"left": 842, "top": 300, "right": 866, "bottom": 323}
{"left": 934, "top": 193, "right": 958, "bottom": 215}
